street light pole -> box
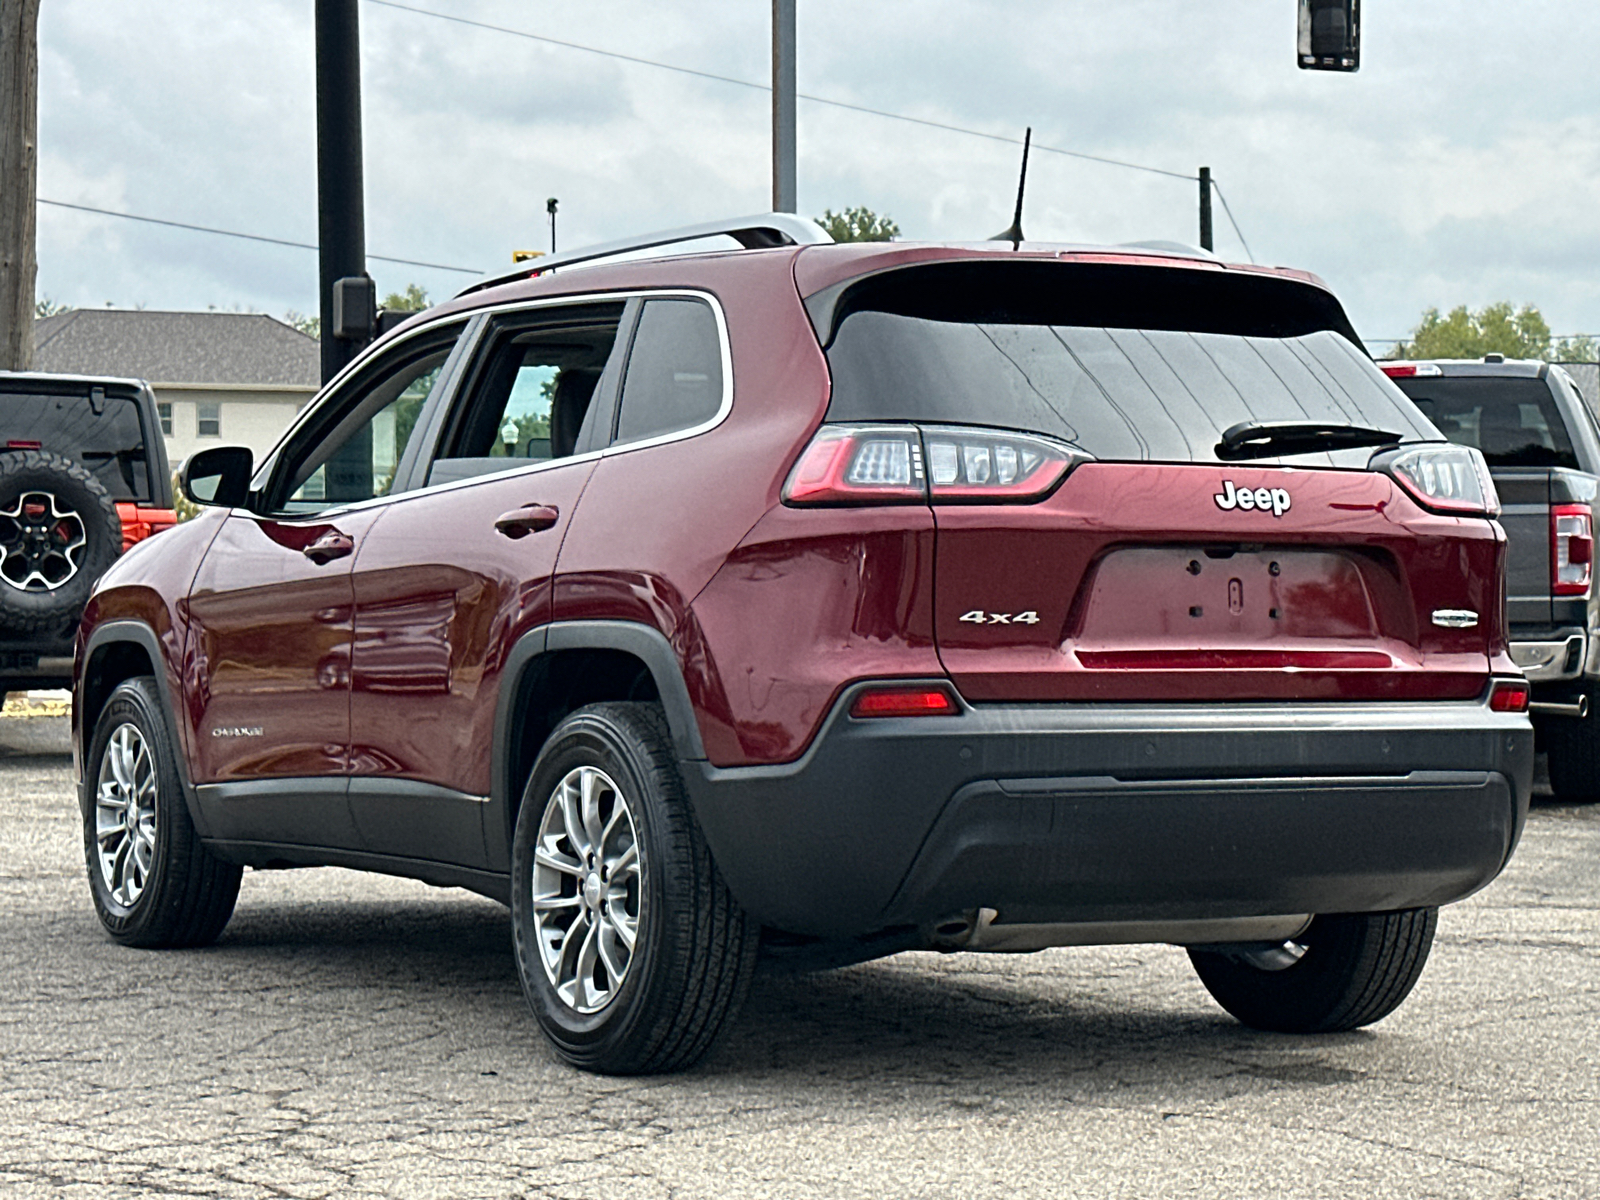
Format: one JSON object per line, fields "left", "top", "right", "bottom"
{"left": 771, "top": 0, "right": 796, "bottom": 213}
{"left": 315, "top": 0, "right": 368, "bottom": 385}
{"left": 1198, "top": 166, "right": 1214, "bottom": 253}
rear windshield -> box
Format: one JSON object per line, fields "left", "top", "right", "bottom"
{"left": 1, "top": 390, "right": 154, "bottom": 502}
{"left": 822, "top": 265, "right": 1439, "bottom": 465}
{"left": 1391, "top": 376, "right": 1578, "bottom": 470}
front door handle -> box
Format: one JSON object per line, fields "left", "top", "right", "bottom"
{"left": 494, "top": 504, "right": 559, "bottom": 539}
{"left": 303, "top": 530, "right": 355, "bottom": 564}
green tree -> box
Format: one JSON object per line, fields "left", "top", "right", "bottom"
{"left": 284, "top": 310, "right": 319, "bottom": 339}
{"left": 816, "top": 206, "right": 900, "bottom": 243}
{"left": 382, "top": 282, "right": 429, "bottom": 312}
{"left": 1389, "top": 302, "right": 1556, "bottom": 361}
{"left": 34, "top": 296, "right": 68, "bottom": 318}
{"left": 1553, "top": 334, "right": 1600, "bottom": 362}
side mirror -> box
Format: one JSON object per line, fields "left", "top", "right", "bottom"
{"left": 181, "top": 445, "right": 254, "bottom": 508}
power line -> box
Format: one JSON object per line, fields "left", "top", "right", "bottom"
{"left": 39, "top": 4, "right": 1260, "bottom": 277}
{"left": 36, "top": 198, "right": 483, "bottom": 275}
{"left": 366, "top": 0, "right": 1212, "bottom": 187}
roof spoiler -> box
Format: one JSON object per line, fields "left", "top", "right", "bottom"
{"left": 455, "top": 212, "right": 833, "bottom": 298}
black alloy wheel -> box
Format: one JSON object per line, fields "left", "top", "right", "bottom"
{"left": 0, "top": 450, "right": 122, "bottom": 636}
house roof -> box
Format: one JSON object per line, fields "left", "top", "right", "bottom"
{"left": 32, "top": 309, "right": 319, "bottom": 388}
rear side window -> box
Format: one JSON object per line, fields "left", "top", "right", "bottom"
{"left": 613, "top": 298, "right": 725, "bottom": 446}
{"left": 1393, "top": 376, "right": 1579, "bottom": 469}
{"left": 1, "top": 390, "right": 154, "bottom": 502}
{"left": 822, "top": 263, "right": 1437, "bottom": 465}
{"left": 426, "top": 302, "right": 625, "bottom": 487}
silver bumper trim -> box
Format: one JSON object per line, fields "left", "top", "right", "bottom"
{"left": 1510, "top": 633, "right": 1586, "bottom": 682}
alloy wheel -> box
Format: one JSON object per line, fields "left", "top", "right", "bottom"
{"left": 531, "top": 764, "right": 642, "bottom": 1014}
{"left": 0, "top": 490, "right": 88, "bottom": 591}
{"left": 94, "top": 722, "right": 158, "bottom": 907}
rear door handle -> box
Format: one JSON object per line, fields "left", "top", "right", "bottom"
{"left": 303, "top": 530, "right": 355, "bottom": 564}
{"left": 494, "top": 504, "right": 560, "bottom": 539}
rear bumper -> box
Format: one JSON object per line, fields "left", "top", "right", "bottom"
{"left": 1510, "top": 628, "right": 1587, "bottom": 683}
{"left": 1, "top": 637, "right": 75, "bottom": 692}
{"left": 686, "top": 688, "right": 1534, "bottom": 939}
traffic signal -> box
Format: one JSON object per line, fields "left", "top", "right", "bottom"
{"left": 1298, "top": 0, "right": 1360, "bottom": 72}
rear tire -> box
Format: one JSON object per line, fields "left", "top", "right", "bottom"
{"left": 510, "top": 702, "right": 759, "bottom": 1075}
{"left": 83, "top": 677, "right": 242, "bottom": 948}
{"left": 1541, "top": 706, "right": 1600, "bottom": 803}
{"left": 1188, "top": 909, "right": 1437, "bottom": 1033}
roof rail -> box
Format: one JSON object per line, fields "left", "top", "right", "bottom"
{"left": 455, "top": 211, "right": 833, "bottom": 298}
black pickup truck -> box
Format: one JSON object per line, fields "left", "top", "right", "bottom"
{"left": 1385, "top": 357, "right": 1600, "bottom": 800}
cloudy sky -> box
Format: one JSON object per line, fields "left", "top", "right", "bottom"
{"left": 33, "top": 0, "right": 1600, "bottom": 348}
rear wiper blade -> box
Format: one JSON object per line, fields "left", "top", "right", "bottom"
{"left": 1216, "top": 421, "right": 1403, "bottom": 462}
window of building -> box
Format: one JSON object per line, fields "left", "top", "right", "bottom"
{"left": 197, "top": 402, "right": 221, "bottom": 438}
{"left": 157, "top": 402, "right": 173, "bottom": 436}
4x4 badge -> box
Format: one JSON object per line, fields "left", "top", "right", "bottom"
{"left": 1215, "top": 480, "right": 1292, "bottom": 517}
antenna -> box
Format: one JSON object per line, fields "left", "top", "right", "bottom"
{"left": 990, "top": 127, "right": 1031, "bottom": 247}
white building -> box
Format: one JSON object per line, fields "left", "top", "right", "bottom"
{"left": 32, "top": 310, "right": 320, "bottom": 471}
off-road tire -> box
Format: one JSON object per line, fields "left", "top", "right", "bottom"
{"left": 0, "top": 450, "right": 122, "bottom": 636}
{"left": 1541, "top": 707, "right": 1600, "bottom": 803}
{"left": 511, "top": 702, "right": 759, "bottom": 1075}
{"left": 1188, "top": 908, "right": 1438, "bottom": 1034}
{"left": 84, "top": 677, "right": 242, "bottom": 948}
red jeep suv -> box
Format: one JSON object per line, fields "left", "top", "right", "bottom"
{"left": 73, "top": 215, "right": 1533, "bottom": 1074}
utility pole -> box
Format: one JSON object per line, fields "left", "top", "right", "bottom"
{"left": 1198, "top": 166, "right": 1214, "bottom": 253}
{"left": 771, "top": 0, "right": 796, "bottom": 213}
{"left": 315, "top": 0, "right": 369, "bottom": 385}
{"left": 1, "top": 0, "right": 41, "bottom": 371}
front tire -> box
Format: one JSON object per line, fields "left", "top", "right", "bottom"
{"left": 83, "top": 677, "right": 242, "bottom": 948}
{"left": 511, "top": 702, "right": 759, "bottom": 1074}
{"left": 1188, "top": 909, "right": 1437, "bottom": 1033}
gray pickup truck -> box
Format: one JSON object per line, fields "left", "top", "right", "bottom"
{"left": 1385, "top": 356, "right": 1600, "bottom": 800}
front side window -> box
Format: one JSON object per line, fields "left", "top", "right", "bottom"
{"left": 613, "top": 298, "right": 724, "bottom": 446}
{"left": 273, "top": 329, "right": 462, "bottom": 514}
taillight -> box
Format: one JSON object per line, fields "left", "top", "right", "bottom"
{"left": 782, "top": 424, "right": 926, "bottom": 505}
{"left": 1371, "top": 443, "right": 1500, "bottom": 517}
{"left": 920, "top": 425, "right": 1080, "bottom": 501}
{"left": 783, "top": 423, "right": 1084, "bottom": 506}
{"left": 6, "top": 439, "right": 42, "bottom": 450}
{"left": 849, "top": 685, "right": 960, "bottom": 718}
{"left": 1378, "top": 363, "right": 1441, "bottom": 380}
{"left": 1489, "top": 679, "right": 1530, "bottom": 713}
{"left": 1552, "top": 503, "right": 1593, "bottom": 597}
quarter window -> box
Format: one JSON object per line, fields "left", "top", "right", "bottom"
{"left": 613, "top": 298, "right": 724, "bottom": 446}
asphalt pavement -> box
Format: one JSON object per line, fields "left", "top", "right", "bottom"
{"left": 2, "top": 712, "right": 1596, "bottom": 1199}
